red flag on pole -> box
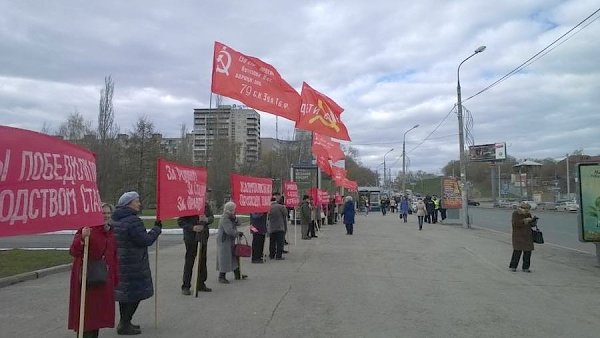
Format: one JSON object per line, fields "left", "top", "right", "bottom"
{"left": 283, "top": 181, "right": 299, "bottom": 208}
{"left": 211, "top": 41, "right": 301, "bottom": 122}
{"left": 296, "top": 82, "right": 351, "bottom": 141}
{"left": 316, "top": 155, "right": 332, "bottom": 176}
{"left": 331, "top": 165, "right": 347, "bottom": 183}
{"left": 312, "top": 132, "right": 345, "bottom": 162}
{"left": 156, "top": 159, "right": 207, "bottom": 221}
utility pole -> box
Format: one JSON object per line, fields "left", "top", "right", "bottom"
{"left": 566, "top": 153, "right": 570, "bottom": 198}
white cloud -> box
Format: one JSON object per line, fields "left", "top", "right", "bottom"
{"left": 1, "top": 0, "right": 599, "bottom": 175}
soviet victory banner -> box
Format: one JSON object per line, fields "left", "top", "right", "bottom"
{"left": 295, "top": 82, "right": 351, "bottom": 141}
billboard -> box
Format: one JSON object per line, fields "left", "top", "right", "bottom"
{"left": 441, "top": 177, "right": 462, "bottom": 209}
{"left": 577, "top": 163, "right": 600, "bottom": 242}
{"left": 469, "top": 143, "right": 506, "bottom": 162}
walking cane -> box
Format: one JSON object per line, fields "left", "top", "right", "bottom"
{"left": 193, "top": 231, "right": 202, "bottom": 298}
{"left": 77, "top": 236, "right": 90, "bottom": 338}
{"left": 154, "top": 238, "right": 159, "bottom": 329}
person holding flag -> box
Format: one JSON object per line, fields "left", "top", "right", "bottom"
{"left": 68, "top": 203, "right": 119, "bottom": 338}
{"left": 177, "top": 199, "right": 214, "bottom": 295}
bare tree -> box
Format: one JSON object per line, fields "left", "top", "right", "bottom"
{"left": 95, "top": 76, "right": 121, "bottom": 203}
{"left": 56, "top": 110, "right": 93, "bottom": 140}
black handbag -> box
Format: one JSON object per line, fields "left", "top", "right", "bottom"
{"left": 532, "top": 226, "right": 544, "bottom": 244}
{"left": 86, "top": 259, "right": 108, "bottom": 286}
{"left": 83, "top": 240, "right": 108, "bottom": 286}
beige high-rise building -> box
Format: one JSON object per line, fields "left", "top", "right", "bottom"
{"left": 193, "top": 105, "right": 260, "bottom": 165}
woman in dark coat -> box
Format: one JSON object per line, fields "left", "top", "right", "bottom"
{"left": 342, "top": 196, "right": 356, "bottom": 235}
{"left": 399, "top": 196, "right": 410, "bottom": 223}
{"left": 509, "top": 202, "right": 535, "bottom": 272}
{"left": 112, "top": 191, "right": 162, "bottom": 335}
{"left": 249, "top": 212, "right": 267, "bottom": 263}
{"left": 68, "top": 203, "right": 119, "bottom": 338}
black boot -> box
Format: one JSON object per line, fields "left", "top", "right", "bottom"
{"left": 234, "top": 268, "right": 248, "bottom": 280}
{"left": 117, "top": 321, "right": 141, "bottom": 335}
{"left": 218, "top": 272, "right": 229, "bottom": 284}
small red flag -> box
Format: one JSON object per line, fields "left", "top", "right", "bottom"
{"left": 312, "top": 132, "right": 345, "bottom": 162}
{"left": 296, "top": 82, "right": 351, "bottom": 141}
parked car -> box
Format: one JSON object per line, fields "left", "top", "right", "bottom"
{"left": 556, "top": 201, "right": 579, "bottom": 212}
{"left": 511, "top": 200, "right": 537, "bottom": 210}
{"left": 495, "top": 200, "right": 512, "bottom": 208}
{"left": 467, "top": 200, "right": 480, "bottom": 206}
{"left": 538, "top": 202, "right": 557, "bottom": 211}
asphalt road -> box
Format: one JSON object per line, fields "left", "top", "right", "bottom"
{"left": 468, "top": 206, "right": 596, "bottom": 254}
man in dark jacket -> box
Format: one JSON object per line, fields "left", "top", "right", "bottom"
{"left": 249, "top": 212, "right": 267, "bottom": 263}
{"left": 300, "top": 195, "right": 312, "bottom": 240}
{"left": 177, "top": 201, "right": 214, "bottom": 295}
{"left": 268, "top": 196, "right": 288, "bottom": 260}
{"left": 112, "top": 191, "right": 161, "bottom": 335}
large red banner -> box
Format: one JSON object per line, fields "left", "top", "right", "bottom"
{"left": 0, "top": 126, "right": 103, "bottom": 237}
{"left": 312, "top": 133, "right": 345, "bottom": 161}
{"left": 335, "top": 193, "right": 343, "bottom": 204}
{"left": 283, "top": 181, "right": 299, "bottom": 208}
{"left": 295, "top": 82, "right": 351, "bottom": 141}
{"left": 156, "top": 159, "right": 207, "bottom": 220}
{"left": 211, "top": 41, "right": 301, "bottom": 122}
{"left": 230, "top": 174, "right": 273, "bottom": 214}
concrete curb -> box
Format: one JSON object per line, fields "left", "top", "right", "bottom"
{"left": 0, "top": 263, "right": 72, "bottom": 289}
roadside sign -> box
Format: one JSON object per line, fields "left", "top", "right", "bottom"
{"left": 577, "top": 163, "right": 600, "bottom": 242}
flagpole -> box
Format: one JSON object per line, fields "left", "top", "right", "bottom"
{"left": 78, "top": 235, "right": 89, "bottom": 338}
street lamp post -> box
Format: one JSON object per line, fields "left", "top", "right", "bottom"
{"left": 457, "top": 45, "right": 486, "bottom": 229}
{"left": 402, "top": 124, "right": 419, "bottom": 194}
{"left": 383, "top": 148, "right": 394, "bottom": 190}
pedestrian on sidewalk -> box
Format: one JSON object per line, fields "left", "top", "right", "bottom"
{"left": 424, "top": 196, "right": 435, "bottom": 224}
{"left": 68, "top": 203, "right": 119, "bottom": 338}
{"left": 177, "top": 200, "right": 214, "bottom": 295}
{"left": 415, "top": 198, "right": 426, "bottom": 230}
{"left": 268, "top": 196, "right": 288, "bottom": 260}
{"left": 432, "top": 195, "right": 440, "bottom": 223}
{"left": 399, "top": 196, "right": 409, "bottom": 223}
{"left": 112, "top": 191, "right": 162, "bottom": 335}
{"left": 216, "top": 201, "right": 246, "bottom": 283}
{"left": 509, "top": 202, "right": 536, "bottom": 272}
{"left": 250, "top": 212, "right": 268, "bottom": 263}
{"left": 300, "top": 195, "right": 312, "bottom": 240}
{"left": 342, "top": 196, "right": 356, "bottom": 235}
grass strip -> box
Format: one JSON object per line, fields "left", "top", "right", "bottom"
{"left": 0, "top": 249, "right": 72, "bottom": 278}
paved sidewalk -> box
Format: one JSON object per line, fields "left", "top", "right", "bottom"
{"left": 0, "top": 213, "right": 599, "bottom": 337}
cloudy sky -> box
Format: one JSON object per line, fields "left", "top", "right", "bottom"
{"left": 2, "top": 0, "right": 599, "bottom": 177}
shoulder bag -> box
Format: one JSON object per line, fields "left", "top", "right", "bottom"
{"left": 531, "top": 226, "right": 544, "bottom": 244}
{"left": 85, "top": 240, "right": 108, "bottom": 286}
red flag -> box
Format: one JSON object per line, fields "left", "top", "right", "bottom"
{"left": 230, "top": 174, "right": 273, "bottom": 213}
{"left": 312, "top": 132, "right": 345, "bottom": 162}
{"left": 156, "top": 159, "right": 207, "bottom": 220}
{"left": 211, "top": 41, "right": 301, "bottom": 122}
{"left": 0, "top": 126, "right": 103, "bottom": 236}
{"left": 316, "top": 155, "right": 332, "bottom": 176}
{"left": 296, "top": 82, "right": 351, "bottom": 141}
{"left": 331, "top": 165, "right": 347, "bottom": 183}
{"left": 283, "top": 181, "right": 299, "bottom": 208}
{"left": 334, "top": 193, "right": 343, "bottom": 204}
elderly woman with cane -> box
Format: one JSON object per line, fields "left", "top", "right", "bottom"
{"left": 216, "top": 201, "right": 246, "bottom": 283}
{"left": 68, "top": 203, "right": 119, "bottom": 338}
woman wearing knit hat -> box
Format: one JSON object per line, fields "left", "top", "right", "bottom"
{"left": 112, "top": 191, "right": 162, "bottom": 335}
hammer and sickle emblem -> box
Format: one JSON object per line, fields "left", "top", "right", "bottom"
{"left": 308, "top": 99, "right": 340, "bottom": 132}
{"left": 216, "top": 49, "right": 231, "bottom": 76}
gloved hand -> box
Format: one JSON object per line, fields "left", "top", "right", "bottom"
{"left": 237, "top": 231, "right": 244, "bottom": 238}
{"left": 154, "top": 220, "right": 163, "bottom": 228}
